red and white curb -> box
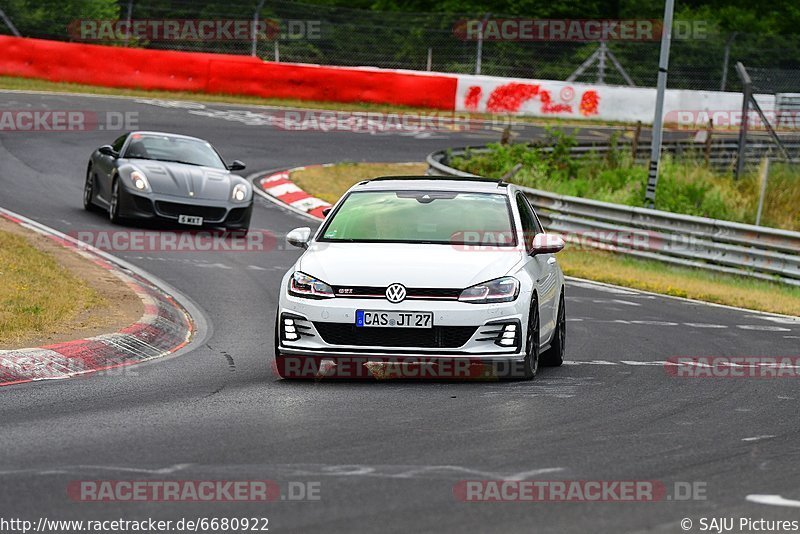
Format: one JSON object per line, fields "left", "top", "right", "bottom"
{"left": 253, "top": 165, "right": 332, "bottom": 221}
{"left": 0, "top": 208, "right": 198, "bottom": 387}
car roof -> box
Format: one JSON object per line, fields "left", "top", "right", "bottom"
{"left": 355, "top": 175, "right": 510, "bottom": 193}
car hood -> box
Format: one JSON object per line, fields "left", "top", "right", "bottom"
{"left": 299, "top": 242, "right": 524, "bottom": 289}
{"left": 133, "top": 161, "right": 234, "bottom": 200}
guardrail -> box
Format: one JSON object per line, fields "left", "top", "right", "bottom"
{"left": 427, "top": 146, "right": 800, "bottom": 286}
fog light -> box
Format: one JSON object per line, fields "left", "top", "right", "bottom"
{"left": 504, "top": 325, "right": 516, "bottom": 332}
{"left": 502, "top": 331, "right": 516, "bottom": 338}
{"left": 282, "top": 316, "right": 298, "bottom": 341}
{"left": 499, "top": 338, "right": 515, "bottom": 346}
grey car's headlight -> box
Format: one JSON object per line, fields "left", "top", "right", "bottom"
{"left": 288, "top": 271, "right": 335, "bottom": 299}
{"left": 232, "top": 183, "right": 249, "bottom": 202}
{"left": 129, "top": 170, "right": 151, "bottom": 192}
{"left": 458, "top": 276, "right": 520, "bottom": 304}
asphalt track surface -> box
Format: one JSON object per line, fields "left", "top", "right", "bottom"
{"left": 0, "top": 92, "right": 799, "bottom": 533}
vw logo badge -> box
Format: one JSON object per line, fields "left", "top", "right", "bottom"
{"left": 385, "top": 283, "right": 407, "bottom": 303}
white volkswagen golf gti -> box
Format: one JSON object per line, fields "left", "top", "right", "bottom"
{"left": 274, "top": 176, "right": 566, "bottom": 380}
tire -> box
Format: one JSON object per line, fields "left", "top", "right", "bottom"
{"left": 83, "top": 164, "right": 99, "bottom": 212}
{"left": 108, "top": 178, "right": 123, "bottom": 224}
{"left": 521, "top": 295, "right": 540, "bottom": 380}
{"left": 541, "top": 291, "right": 566, "bottom": 367}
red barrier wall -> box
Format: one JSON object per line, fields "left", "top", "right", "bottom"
{"left": 0, "top": 36, "right": 457, "bottom": 110}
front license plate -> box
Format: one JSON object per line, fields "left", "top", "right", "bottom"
{"left": 178, "top": 215, "right": 203, "bottom": 226}
{"left": 356, "top": 310, "right": 433, "bottom": 328}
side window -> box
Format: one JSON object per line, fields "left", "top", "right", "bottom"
{"left": 111, "top": 134, "right": 128, "bottom": 154}
{"left": 522, "top": 194, "right": 544, "bottom": 235}
{"left": 515, "top": 193, "right": 537, "bottom": 251}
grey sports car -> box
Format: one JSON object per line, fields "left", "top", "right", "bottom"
{"left": 83, "top": 131, "right": 253, "bottom": 231}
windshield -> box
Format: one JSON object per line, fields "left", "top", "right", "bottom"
{"left": 320, "top": 190, "right": 516, "bottom": 245}
{"left": 123, "top": 134, "right": 226, "bottom": 169}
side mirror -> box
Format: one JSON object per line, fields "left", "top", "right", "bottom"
{"left": 98, "top": 145, "right": 118, "bottom": 158}
{"left": 530, "top": 234, "right": 565, "bottom": 255}
{"left": 228, "top": 160, "right": 246, "bottom": 171}
{"left": 322, "top": 207, "right": 331, "bottom": 217}
{"left": 286, "top": 227, "right": 312, "bottom": 249}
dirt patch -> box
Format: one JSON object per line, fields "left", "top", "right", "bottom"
{"left": 0, "top": 217, "right": 144, "bottom": 349}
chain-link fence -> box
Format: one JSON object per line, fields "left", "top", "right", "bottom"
{"left": 1, "top": 0, "right": 799, "bottom": 92}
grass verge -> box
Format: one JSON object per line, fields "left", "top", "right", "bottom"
{"left": 0, "top": 218, "right": 143, "bottom": 348}
{"left": 559, "top": 248, "right": 800, "bottom": 316}
{"left": 0, "top": 75, "right": 627, "bottom": 128}
{"left": 0, "top": 227, "right": 102, "bottom": 345}
{"left": 290, "top": 162, "right": 800, "bottom": 316}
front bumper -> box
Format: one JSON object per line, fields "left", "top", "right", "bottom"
{"left": 118, "top": 189, "right": 253, "bottom": 227}
{"left": 277, "top": 291, "right": 527, "bottom": 362}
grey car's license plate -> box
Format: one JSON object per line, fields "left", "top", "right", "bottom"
{"left": 356, "top": 310, "right": 433, "bottom": 328}
{"left": 178, "top": 215, "right": 203, "bottom": 226}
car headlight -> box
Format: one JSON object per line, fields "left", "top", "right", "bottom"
{"left": 288, "top": 271, "right": 335, "bottom": 299}
{"left": 458, "top": 276, "right": 520, "bottom": 304}
{"left": 232, "top": 183, "right": 249, "bottom": 202}
{"left": 129, "top": 170, "right": 150, "bottom": 192}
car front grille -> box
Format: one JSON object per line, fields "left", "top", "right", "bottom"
{"left": 313, "top": 322, "right": 477, "bottom": 348}
{"left": 331, "top": 286, "right": 461, "bottom": 300}
{"left": 154, "top": 201, "right": 227, "bottom": 221}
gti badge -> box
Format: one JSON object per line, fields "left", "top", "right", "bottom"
{"left": 385, "top": 283, "right": 407, "bottom": 303}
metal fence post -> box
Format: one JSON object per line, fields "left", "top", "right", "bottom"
{"left": 704, "top": 118, "right": 714, "bottom": 166}
{"left": 735, "top": 61, "right": 752, "bottom": 179}
{"left": 645, "top": 0, "right": 675, "bottom": 208}
{"left": 427, "top": 47, "right": 432, "bottom": 71}
{"left": 251, "top": 0, "right": 266, "bottom": 57}
{"left": 597, "top": 41, "right": 606, "bottom": 84}
{"left": 0, "top": 6, "right": 22, "bottom": 37}
{"left": 475, "top": 13, "right": 490, "bottom": 75}
{"left": 631, "top": 121, "right": 642, "bottom": 161}
{"left": 755, "top": 157, "right": 770, "bottom": 226}
{"left": 720, "top": 32, "right": 737, "bottom": 91}
{"left": 123, "top": 0, "right": 133, "bottom": 44}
